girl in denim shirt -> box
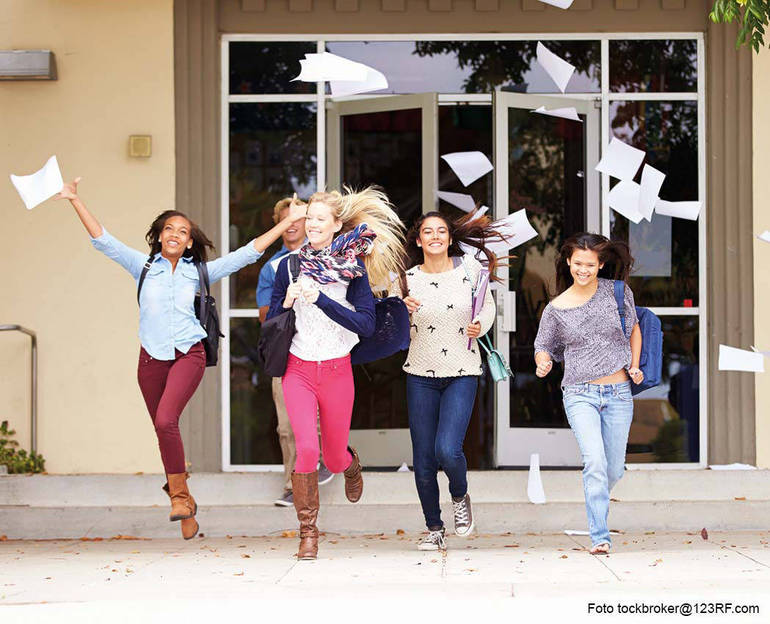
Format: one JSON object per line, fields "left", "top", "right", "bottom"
{"left": 59, "top": 178, "right": 306, "bottom": 539}
{"left": 534, "top": 233, "right": 643, "bottom": 555}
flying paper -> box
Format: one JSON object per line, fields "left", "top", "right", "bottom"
{"left": 330, "top": 67, "right": 388, "bottom": 97}
{"left": 437, "top": 191, "right": 477, "bottom": 213}
{"left": 536, "top": 42, "right": 575, "bottom": 94}
{"left": 532, "top": 106, "right": 582, "bottom": 122}
{"left": 461, "top": 209, "right": 539, "bottom": 259}
{"left": 441, "top": 151, "right": 493, "bottom": 187}
{"left": 595, "top": 137, "right": 645, "bottom": 181}
{"left": 757, "top": 231, "right": 770, "bottom": 243}
{"left": 608, "top": 180, "right": 644, "bottom": 224}
{"left": 291, "top": 52, "right": 368, "bottom": 82}
{"left": 468, "top": 206, "right": 489, "bottom": 222}
{"left": 718, "top": 345, "right": 765, "bottom": 373}
{"left": 654, "top": 199, "right": 702, "bottom": 221}
{"left": 638, "top": 164, "right": 665, "bottom": 221}
{"left": 10, "top": 155, "right": 64, "bottom": 210}
{"left": 527, "top": 453, "right": 546, "bottom": 504}
{"left": 538, "top": 0, "right": 575, "bottom": 7}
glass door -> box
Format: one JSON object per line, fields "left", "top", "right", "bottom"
{"left": 327, "top": 93, "right": 438, "bottom": 466}
{"left": 493, "top": 92, "right": 600, "bottom": 466}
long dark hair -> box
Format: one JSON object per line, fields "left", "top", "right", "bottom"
{"left": 554, "top": 232, "right": 634, "bottom": 294}
{"left": 404, "top": 210, "right": 509, "bottom": 282}
{"left": 145, "top": 210, "right": 215, "bottom": 262}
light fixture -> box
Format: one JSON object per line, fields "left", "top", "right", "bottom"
{"left": 0, "top": 50, "right": 56, "bottom": 80}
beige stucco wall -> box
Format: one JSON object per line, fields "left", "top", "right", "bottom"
{"left": 0, "top": 0, "right": 175, "bottom": 472}
{"left": 754, "top": 47, "right": 770, "bottom": 468}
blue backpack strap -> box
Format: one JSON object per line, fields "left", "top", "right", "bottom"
{"left": 613, "top": 280, "right": 626, "bottom": 336}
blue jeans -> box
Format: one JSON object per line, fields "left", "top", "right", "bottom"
{"left": 406, "top": 374, "right": 478, "bottom": 530}
{"left": 562, "top": 381, "right": 634, "bottom": 548}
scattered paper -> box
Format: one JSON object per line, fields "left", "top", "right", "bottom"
{"left": 718, "top": 345, "right": 765, "bottom": 373}
{"left": 536, "top": 42, "right": 575, "bottom": 94}
{"left": 595, "top": 137, "right": 645, "bottom": 181}
{"left": 638, "top": 165, "right": 665, "bottom": 221}
{"left": 468, "top": 206, "right": 489, "bottom": 222}
{"left": 757, "top": 231, "right": 770, "bottom": 243}
{"left": 708, "top": 463, "right": 757, "bottom": 470}
{"left": 441, "top": 151, "right": 493, "bottom": 187}
{"left": 437, "top": 191, "right": 476, "bottom": 213}
{"left": 527, "top": 453, "right": 546, "bottom": 505}
{"left": 608, "top": 180, "right": 644, "bottom": 224}
{"left": 291, "top": 52, "right": 368, "bottom": 82}
{"left": 459, "top": 209, "right": 538, "bottom": 259}
{"left": 397, "top": 462, "right": 410, "bottom": 473}
{"left": 10, "top": 155, "right": 64, "bottom": 210}
{"left": 330, "top": 66, "right": 388, "bottom": 97}
{"left": 538, "top": 0, "right": 575, "bottom": 7}
{"left": 532, "top": 106, "right": 582, "bottom": 122}
{"left": 654, "top": 199, "right": 702, "bottom": 221}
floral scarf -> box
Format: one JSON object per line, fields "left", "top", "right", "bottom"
{"left": 298, "top": 223, "right": 376, "bottom": 285}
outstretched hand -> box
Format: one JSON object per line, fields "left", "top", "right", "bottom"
{"left": 57, "top": 177, "right": 82, "bottom": 201}
{"left": 287, "top": 192, "right": 307, "bottom": 223}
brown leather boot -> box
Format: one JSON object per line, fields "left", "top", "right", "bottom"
{"left": 291, "top": 471, "right": 319, "bottom": 560}
{"left": 162, "top": 474, "right": 199, "bottom": 540}
{"left": 343, "top": 447, "right": 363, "bottom": 503}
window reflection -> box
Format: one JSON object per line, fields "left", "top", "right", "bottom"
{"left": 229, "top": 42, "right": 316, "bottom": 94}
{"left": 610, "top": 40, "right": 697, "bottom": 93}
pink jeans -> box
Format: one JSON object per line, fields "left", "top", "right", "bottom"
{"left": 281, "top": 353, "right": 354, "bottom": 474}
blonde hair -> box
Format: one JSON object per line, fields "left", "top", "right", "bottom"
{"left": 272, "top": 197, "right": 294, "bottom": 224}
{"left": 308, "top": 186, "right": 406, "bottom": 290}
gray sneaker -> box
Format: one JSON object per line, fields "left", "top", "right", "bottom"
{"left": 274, "top": 489, "right": 293, "bottom": 507}
{"left": 452, "top": 493, "right": 474, "bottom": 537}
{"left": 417, "top": 527, "right": 446, "bottom": 551}
{"left": 317, "top": 461, "right": 334, "bottom": 486}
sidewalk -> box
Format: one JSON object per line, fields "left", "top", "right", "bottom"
{"left": 2, "top": 531, "right": 769, "bottom": 622}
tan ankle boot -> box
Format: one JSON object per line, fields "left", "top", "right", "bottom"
{"left": 291, "top": 471, "right": 319, "bottom": 560}
{"left": 343, "top": 447, "right": 363, "bottom": 503}
{"left": 162, "top": 473, "right": 199, "bottom": 540}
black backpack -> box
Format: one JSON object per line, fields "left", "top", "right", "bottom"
{"left": 137, "top": 257, "right": 223, "bottom": 367}
{"left": 256, "top": 254, "right": 301, "bottom": 377}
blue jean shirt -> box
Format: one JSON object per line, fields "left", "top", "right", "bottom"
{"left": 91, "top": 228, "right": 262, "bottom": 360}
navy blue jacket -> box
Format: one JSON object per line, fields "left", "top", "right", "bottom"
{"left": 266, "top": 256, "right": 376, "bottom": 338}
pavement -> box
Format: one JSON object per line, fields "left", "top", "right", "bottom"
{"left": 1, "top": 530, "right": 769, "bottom": 623}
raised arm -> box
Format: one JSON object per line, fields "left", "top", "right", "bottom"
{"left": 58, "top": 177, "right": 103, "bottom": 238}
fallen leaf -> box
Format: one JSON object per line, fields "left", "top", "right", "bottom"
{"left": 396, "top": 529, "right": 405, "bottom": 535}
{"left": 649, "top": 558, "right": 663, "bottom": 567}
{"left": 560, "top": 555, "right": 568, "bottom": 559}
{"left": 79, "top": 537, "right": 103, "bottom": 542}
{"left": 281, "top": 530, "right": 297, "bottom": 538}
{"left": 735, "top": 497, "right": 746, "bottom": 501}
{"left": 644, "top": 531, "right": 655, "bottom": 535}
{"left": 504, "top": 544, "right": 519, "bottom": 548}
{"left": 465, "top": 568, "right": 477, "bottom": 572}
{"left": 110, "top": 535, "right": 149, "bottom": 541}
{"left": 241, "top": 554, "right": 250, "bottom": 558}
{"left": 701, "top": 528, "right": 709, "bottom": 540}
{"left": 0, "top": 535, "right": 6, "bottom": 542}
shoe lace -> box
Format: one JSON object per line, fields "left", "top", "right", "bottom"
{"left": 453, "top": 498, "right": 469, "bottom": 525}
{"left": 421, "top": 529, "right": 446, "bottom": 550}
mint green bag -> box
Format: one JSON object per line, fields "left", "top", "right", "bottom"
{"left": 477, "top": 334, "right": 513, "bottom": 383}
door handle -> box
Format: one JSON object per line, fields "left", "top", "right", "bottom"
{"left": 501, "top": 291, "right": 516, "bottom": 333}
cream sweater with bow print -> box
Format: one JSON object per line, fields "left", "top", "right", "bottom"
{"left": 402, "top": 255, "right": 496, "bottom": 378}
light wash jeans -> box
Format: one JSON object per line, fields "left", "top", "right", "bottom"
{"left": 562, "top": 381, "right": 634, "bottom": 548}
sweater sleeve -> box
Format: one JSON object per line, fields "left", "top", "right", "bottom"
{"left": 315, "top": 270, "right": 376, "bottom": 338}
{"left": 266, "top": 257, "right": 290, "bottom": 321}
{"left": 534, "top": 305, "right": 564, "bottom": 362}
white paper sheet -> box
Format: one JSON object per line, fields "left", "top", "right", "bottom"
{"left": 532, "top": 105, "right": 582, "bottom": 122}
{"left": 638, "top": 164, "right": 665, "bottom": 221}
{"left": 458, "top": 209, "right": 538, "bottom": 259}
{"left": 718, "top": 345, "right": 765, "bottom": 373}
{"left": 291, "top": 52, "right": 368, "bottom": 82}
{"left": 538, "top": 0, "right": 575, "bottom": 7}
{"left": 397, "top": 462, "right": 410, "bottom": 473}
{"left": 437, "top": 191, "right": 477, "bottom": 213}
{"left": 595, "top": 137, "right": 645, "bottom": 181}
{"left": 527, "top": 453, "right": 546, "bottom": 505}
{"left": 468, "top": 205, "right": 489, "bottom": 222}
{"left": 756, "top": 230, "right": 770, "bottom": 243}
{"left": 10, "top": 155, "right": 64, "bottom": 210}
{"left": 536, "top": 42, "right": 575, "bottom": 94}
{"left": 654, "top": 199, "right": 702, "bottom": 221}
{"left": 330, "top": 66, "right": 388, "bottom": 97}
{"left": 608, "top": 180, "right": 644, "bottom": 224}
{"left": 441, "top": 151, "right": 493, "bottom": 187}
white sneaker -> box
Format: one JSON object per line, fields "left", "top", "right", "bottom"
{"left": 452, "top": 493, "right": 474, "bottom": 537}
{"left": 417, "top": 527, "right": 447, "bottom": 551}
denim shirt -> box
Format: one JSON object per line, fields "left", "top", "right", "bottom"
{"left": 91, "top": 228, "right": 262, "bottom": 360}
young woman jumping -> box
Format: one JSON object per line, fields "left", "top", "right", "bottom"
{"left": 267, "top": 187, "right": 405, "bottom": 560}
{"left": 59, "top": 177, "right": 306, "bottom": 539}
{"left": 534, "top": 233, "right": 643, "bottom": 555}
{"left": 401, "top": 210, "right": 500, "bottom": 551}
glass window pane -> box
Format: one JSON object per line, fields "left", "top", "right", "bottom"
{"left": 326, "top": 41, "right": 600, "bottom": 94}
{"left": 229, "top": 102, "right": 316, "bottom": 308}
{"left": 610, "top": 40, "right": 697, "bottom": 93}
{"left": 229, "top": 42, "right": 317, "bottom": 94}
{"left": 626, "top": 316, "right": 700, "bottom": 463}
{"left": 229, "top": 318, "right": 281, "bottom": 465}
{"left": 609, "top": 100, "right": 699, "bottom": 307}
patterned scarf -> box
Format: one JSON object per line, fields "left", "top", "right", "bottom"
{"left": 298, "top": 223, "right": 376, "bottom": 285}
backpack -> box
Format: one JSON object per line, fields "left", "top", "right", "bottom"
{"left": 350, "top": 296, "right": 411, "bottom": 365}
{"left": 137, "top": 257, "right": 223, "bottom": 367}
{"left": 613, "top": 280, "right": 663, "bottom": 396}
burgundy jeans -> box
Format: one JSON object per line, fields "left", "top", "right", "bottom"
{"left": 137, "top": 342, "right": 206, "bottom": 474}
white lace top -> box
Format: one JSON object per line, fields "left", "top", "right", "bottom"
{"left": 289, "top": 275, "right": 359, "bottom": 361}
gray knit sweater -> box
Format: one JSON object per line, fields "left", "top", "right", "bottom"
{"left": 534, "top": 278, "right": 638, "bottom": 388}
